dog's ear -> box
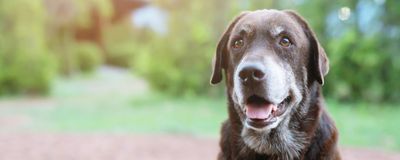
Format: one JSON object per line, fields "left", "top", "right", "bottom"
{"left": 284, "top": 10, "right": 329, "bottom": 85}
{"left": 210, "top": 12, "right": 249, "bottom": 85}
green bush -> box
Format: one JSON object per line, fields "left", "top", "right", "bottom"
{"left": 105, "top": 43, "right": 136, "bottom": 67}
{"left": 133, "top": 39, "right": 214, "bottom": 96}
{"left": 0, "top": 53, "right": 56, "bottom": 94}
{"left": 103, "top": 21, "right": 139, "bottom": 67}
{"left": 130, "top": 1, "right": 222, "bottom": 96}
{"left": 74, "top": 42, "right": 103, "bottom": 73}
{"left": 0, "top": 0, "right": 120, "bottom": 95}
{"left": 325, "top": 30, "right": 400, "bottom": 102}
{"left": 0, "top": 0, "right": 56, "bottom": 95}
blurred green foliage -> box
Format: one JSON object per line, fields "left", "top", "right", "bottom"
{"left": 0, "top": 0, "right": 110, "bottom": 94}
{"left": 0, "top": 0, "right": 399, "bottom": 102}
{"left": 45, "top": 0, "right": 112, "bottom": 75}
{"left": 103, "top": 21, "right": 139, "bottom": 67}
{"left": 303, "top": 0, "right": 400, "bottom": 102}
{"left": 131, "top": 0, "right": 232, "bottom": 96}
{"left": 0, "top": 0, "right": 55, "bottom": 94}
{"left": 74, "top": 42, "right": 103, "bottom": 73}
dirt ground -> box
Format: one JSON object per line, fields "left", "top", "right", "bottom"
{"left": 0, "top": 133, "right": 399, "bottom": 160}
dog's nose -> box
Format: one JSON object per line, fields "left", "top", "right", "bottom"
{"left": 238, "top": 64, "right": 266, "bottom": 83}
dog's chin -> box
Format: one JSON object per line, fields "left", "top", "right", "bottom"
{"left": 240, "top": 95, "right": 292, "bottom": 132}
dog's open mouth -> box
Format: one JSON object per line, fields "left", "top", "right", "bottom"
{"left": 245, "top": 95, "right": 291, "bottom": 128}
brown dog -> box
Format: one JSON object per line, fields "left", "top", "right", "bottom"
{"left": 210, "top": 10, "right": 340, "bottom": 160}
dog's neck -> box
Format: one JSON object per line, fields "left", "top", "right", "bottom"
{"left": 226, "top": 82, "right": 323, "bottom": 160}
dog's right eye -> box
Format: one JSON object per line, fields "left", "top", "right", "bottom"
{"left": 279, "top": 36, "right": 292, "bottom": 47}
{"left": 232, "top": 38, "right": 244, "bottom": 49}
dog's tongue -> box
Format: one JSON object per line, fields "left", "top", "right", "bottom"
{"left": 246, "top": 103, "right": 277, "bottom": 119}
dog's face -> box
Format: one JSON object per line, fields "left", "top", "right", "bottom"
{"left": 211, "top": 9, "right": 329, "bottom": 155}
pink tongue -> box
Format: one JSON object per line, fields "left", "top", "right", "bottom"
{"left": 246, "top": 103, "right": 277, "bottom": 119}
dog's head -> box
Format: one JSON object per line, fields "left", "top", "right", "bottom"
{"left": 210, "top": 9, "right": 329, "bottom": 155}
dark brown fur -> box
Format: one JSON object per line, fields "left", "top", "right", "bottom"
{"left": 211, "top": 10, "right": 340, "bottom": 160}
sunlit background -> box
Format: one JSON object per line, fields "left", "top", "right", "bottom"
{"left": 0, "top": 0, "right": 399, "bottom": 159}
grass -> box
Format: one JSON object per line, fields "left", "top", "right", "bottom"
{"left": 36, "top": 95, "right": 227, "bottom": 136}
{"left": 327, "top": 100, "right": 400, "bottom": 151}
{"left": 0, "top": 69, "right": 399, "bottom": 151}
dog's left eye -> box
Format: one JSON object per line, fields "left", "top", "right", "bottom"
{"left": 279, "top": 37, "right": 292, "bottom": 47}
{"left": 232, "top": 38, "right": 244, "bottom": 49}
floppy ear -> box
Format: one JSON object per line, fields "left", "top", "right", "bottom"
{"left": 284, "top": 10, "right": 329, "bottom": 85}
{"left": 210, "top": 12, "right": 249, "bottom": 85}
